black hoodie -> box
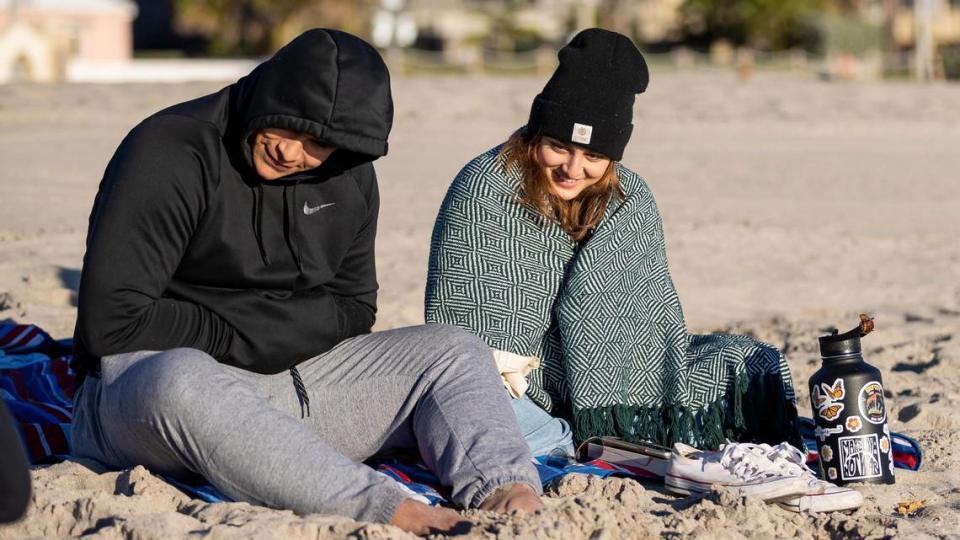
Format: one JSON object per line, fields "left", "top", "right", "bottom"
{"left": 73, "top": 29, "right": 393, "bottom": 376}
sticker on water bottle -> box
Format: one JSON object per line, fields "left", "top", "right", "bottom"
{"left": 812, "top": 378, "right": 845, "bottom": 407}
{"left": 813, "top": 378, "right": 846, "bottom": 421}
{"left": 838, "top": 434, "right": 883, "bottom": 480}
{"left": 819, "top": 403, "right": 844, "bottom": 421}
{"left": 814, "top": 424, "right": 843, "bottom": 442}
{"left": 858, "top": 381, "right": 887, "bottom": 424}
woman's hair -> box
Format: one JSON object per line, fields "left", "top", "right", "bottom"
{"left": 499, "top": 130, "right": 623, "bottom": 242}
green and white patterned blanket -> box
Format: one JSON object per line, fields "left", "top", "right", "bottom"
{"left": 425, "top": 146, "right": 800, "bottom": 449}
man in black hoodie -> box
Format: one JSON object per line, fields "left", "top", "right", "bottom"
{"left": 70, "top": 29, "right": 542, "bottom": 534}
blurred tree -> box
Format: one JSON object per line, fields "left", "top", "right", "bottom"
{"left": 485, "top": 0, "right": 547, "bottom": 52}
{"left": 679, "top": 0, "right": 826, "bottom": 50}
{"left": 597, "top": 0, "right": 632, "bottom": 38}
{"left": 173, "top": 0, "right": 376, "bottom": 56}
{"left": 816, "top": 11, "right": 884, "bottom": 56}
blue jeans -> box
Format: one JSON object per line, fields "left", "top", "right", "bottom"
{"left": 511, "top": 396, "right": 575, "bottom": 458}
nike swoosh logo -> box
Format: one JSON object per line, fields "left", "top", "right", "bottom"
{"left": 303, "top": 202, "right": 336, "bottom": 215}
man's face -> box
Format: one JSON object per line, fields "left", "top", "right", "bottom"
{"left": 250, "top": 128, "right": 335, "bottom": 180}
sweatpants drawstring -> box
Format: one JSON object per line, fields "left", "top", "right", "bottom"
{"left": 289, "top": 366, "right": 311, "bottom": 418}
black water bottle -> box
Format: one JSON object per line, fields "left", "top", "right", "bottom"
{"left": 809, "top": 315, "right": 895, "bottom": 486}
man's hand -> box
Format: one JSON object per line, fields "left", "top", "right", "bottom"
{"left": 478, "top": 483, "right": 544, "bottom": 514}
{"left": 390, "top": 498, "right": 472, "bottom": 536}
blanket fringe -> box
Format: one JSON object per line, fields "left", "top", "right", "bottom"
{"left": 572, "top": 372, "right": 802, "bottom": 451}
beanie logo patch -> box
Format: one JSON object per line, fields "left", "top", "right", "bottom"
{"left": 571, "top": 123, "right": 592, "bottom": 145}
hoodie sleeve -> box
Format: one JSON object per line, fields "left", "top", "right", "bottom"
{"left": 325, "top": 166, "right": 379, "bottom": 340}
{"left": 76, "top": 116, "right": 236, "bottom": 360}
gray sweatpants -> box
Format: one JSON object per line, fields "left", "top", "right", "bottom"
{"left": 70, "top": 324, "right": 540, "bottom": 524}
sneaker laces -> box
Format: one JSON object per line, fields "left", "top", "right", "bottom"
{"left": 718, "top": 443, "right": 789, "bottom": 482}
{"left": 764, "top": 442, "right": 818, "bottom": 480}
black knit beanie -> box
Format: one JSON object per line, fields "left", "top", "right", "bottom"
{"left": 527, "top": 28, "right": 648, "bottom": 161}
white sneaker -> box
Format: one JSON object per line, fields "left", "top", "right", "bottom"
{"left": 665, "top": 442, "right": 812, "bottom": 501}
{"left": 763, "top": 442, "right": 864, "bottom": 513}
{"left": 775, "top": 481, "right": 864, "bottom": 513}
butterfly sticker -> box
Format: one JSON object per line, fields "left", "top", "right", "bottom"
{"left": 812, "top": 378, "right": 847, "bottom": 423}
{"left": 812, "top": 386, "right": 827, "bottom": 408}
{"left": 819, "top": 403, "right": 845, "bottom": 421}
{"left": 820, "top": 379, "right": 845, "bottom": 401}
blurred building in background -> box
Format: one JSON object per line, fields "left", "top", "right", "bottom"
{"left": 383, "top": 0, "right": 686, "bottom": 73}
{"left": 2, "top": 0, "right": 959, "bottom": 82}
{"left": 396, "top": 0, "right": 686, "bottom": 55}
{"left": 891, "top": 0, "right": 960, "bottom": 48}
{"left": 634, "top": 0, "right": 685, "bottom": 43}
{"left": 0, "top": 0, "right": 136, "bottom": 82}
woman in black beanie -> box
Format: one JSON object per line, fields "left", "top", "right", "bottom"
{"left": 426, "top": 28, "right": 801, "bottom": 456}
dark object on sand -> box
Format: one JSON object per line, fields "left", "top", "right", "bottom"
{"left": 810, "top": 314, "right": 895, "bottom": 487}
{"left": 0, "top": 399, "right": 32, "bottom": 523}
{"left": 576, "top": 436, "right": 671, "bottom": 479}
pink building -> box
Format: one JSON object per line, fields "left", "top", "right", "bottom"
{"left": 0, "top": 0, "right": 136, "bottom": 82}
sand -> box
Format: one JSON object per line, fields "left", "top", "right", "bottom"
{"left": 1, "top": 71, "right": 959, "bottom": 538}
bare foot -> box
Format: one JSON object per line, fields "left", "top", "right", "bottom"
{"left": 478, "top": 483, "right": 544, "bottom": 514}
{"left": 390, "top": 498, "right": 472, "bottom": 536}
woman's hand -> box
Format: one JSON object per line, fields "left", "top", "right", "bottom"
{"left": 491, "top": 349, "right": 540, "bottom": 398}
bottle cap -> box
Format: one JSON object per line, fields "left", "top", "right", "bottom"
{"left": 818, "top": 327, "right": 862, "bottom": 357}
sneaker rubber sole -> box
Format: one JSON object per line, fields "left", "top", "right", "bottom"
{"left": 665, "top": 472, "right": 811, "bottom": 502}
{"left": 774, "top": 488, "right": 864, "bottom": 513}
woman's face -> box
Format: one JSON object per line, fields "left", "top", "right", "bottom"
{"left": 536, "top": 137, "right": 611, "bottom": 200}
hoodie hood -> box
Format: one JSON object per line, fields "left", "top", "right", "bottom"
{"left": 233, "top": 28, "right": 393, "bottom": 172}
